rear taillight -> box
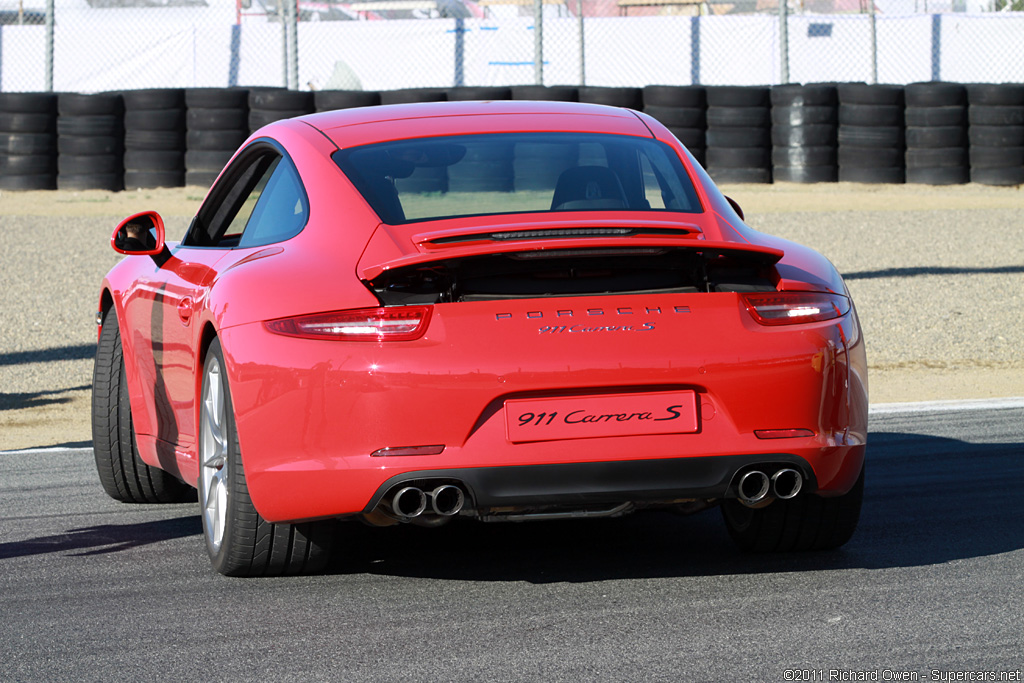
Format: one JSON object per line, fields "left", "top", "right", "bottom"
{"left": 264, "top": 306, "right": 432, "bottom": 341}
{"left": 743, "top": 292, "right": 850, "bottom": 326}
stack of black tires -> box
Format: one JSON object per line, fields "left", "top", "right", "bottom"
{"left": 248, "top": 88, "right": 314, "bottom": 133}
{"left": 511, "top": 85, "right": 578, "bottom": 102}
{"left": 705, "top": 86, "right": 772, "bottom": 183}
{"left": 837, "top": 84, "right": 905, "bottom": 183}
{"left": 123, "top": 89, "right": 186, "bottom": 189}
{"left": 57, "top": 93, "right": 123, "bottom": 191}
{"left": 966, "top": 83, "right": 1024, "bottom": 187}
{"left": 642, "top": 85, "right": 706, "bottom": 167}
{"left": 903, "top": 82, "right": 969, "bottom": 185}
{"left": 185, "top": 88, "right": 249, "bottom": 188}
{"left": 771, "top": 84, "right": 838, "bottom": 183}
{"left": 447, "top": 87, "right": 511, "bottom": 102}
{"left": 314, "top": 90, "right": 382, "bottom": 112}
{"left": 379, "top": 88, "right": 448, "bottom": 105}
{"left": 0, "top": 92, "right": 58, "bottom": 191}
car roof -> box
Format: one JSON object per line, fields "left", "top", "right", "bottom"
{"left": 295, "top": 100, "right": 656, "bottom": 148}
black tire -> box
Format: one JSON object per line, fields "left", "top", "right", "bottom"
{"left": 186, "top": 87, "right": 250, "bottom": 109}
{"left": 186, "top": 149, "right": 235, "bottom": 172}
{"left": 905, "top": 105, "right": 966, "bottom": 127}
{"left": 839, "top": 165, "right": 905, "bottom": 183}
{"left": 967, "top": 105, "right": 1024, "bottom": 127}
{"left": 123, "top": 88, "right": 186, "bottom": 110}
{"left": 837, "top": 83, "right": 903, "bottom": 106}
{"left": 968, "top": 125, "right": 1024, "bottom": 147}
{"left": 249, "top": 88, "right": 315, "bottom": 112}
{"left": 57, "top": 115, "right": 121, "bottom": 137}
{"left": 643, "top": 105, "right": 706, "bottom": 129}
{"left": 722, "top": 464, "right": 863, "bottom": 552}
{"left": 58, "top": 92, "right": 122, "bottom": 117}
{"left": 906, "top": 147, "right": 968, "bottom": 168}
{"left": 904, "top": 81, "right": 966, "bottom": 107}
{"left": 125, "top": 129, "right": 186, "bottom": 152}
{"left": 186, "top": 108, "right": 248, "bottom": 131}
{"left": 771, "top": 105, "right": 836, "bottom": 126}
{"left": 966, "top": 83, "right": 1024, "bottom": 107}
{"left": 510, "top": 85, "right": 578, "bottom": 102}
{"left": 92, "top": 310, "right": 191, "bottom": 504}
{"left": 838, "top": 146, "right": 904, "bottom": 167}
{"left": 906, "top": 126, "right": 966, "bottom": 148}
{"left": 772, "top": 124, "right": 836, "bottom": 147}
{"left": 0, "top": 173, "right": 56, "bottom": 190}
{"left": 0, "top": 154, "right": 55, "bottom": 175}
{"left": 578, "top": 86, "right": 643, "bottom": 109}
{"left": 380, "top": 87, "right": 448, "bottom": 105}
{"left": 666, "top": 127, "right": 705, "bottom": 149}
{"left": 199, "top": 339, "right": 333, "bottom": 576}
{"left": 706, "top": 146, "right": 771, "bottom": 168}
{"left": 838, "top": 103, "right": 903, "bottom": 127}
{"left": 706, "top": 86, "right": 769, "bottom": 107}
{"left": 706, "top": 127, "right": 770, "bottom": 147}
{"left": 248, "top": 109, "right": 307, "bottom": 131}
{"left": 58, "top": 134, "right": 121, "bottom": 156}
{"left": 770, "top": 84, "right": 836, "bottom": 107}
{"left": 0, "top": 92, "right": 57, "bottom": 114}
{"left": 772, "top": 165, "right": 837, "bottom": 183}
{"left": 772, "top": 145, "right": 837, "bottom": 167}
{"left": 446, "top": 86, "right": 512, "bottom": 102}
{"left": 57, "top": 173, "right": 122, "bottom": 191}
{"left": 905, "top": 166, "right": 969, "bottom": 185}
{"left": 124, "top": 149, "right": 185, "bottom": 172}
{"left": 59, "top": 153, "right": 121, "bottom": 175}
{"left": 0, "top": 112, "right": 56, "bottom": 134}
{"left": 970, "top": 165, "right": 1024, "bottom": 186}
{"left": 707, "top": 167, "right": 772, "bottom": 183}
{"left": 838, "top": 125, "right": 904, "bottom": 148}
{"left": 185, "top": 169, "right": 221, "bottom": 187}
{"left": 707, "top": 106, "right": 770, "bottom": 128}
{"left": 124, "top": 109, "right": 186, "bottom": 132}
{"left": 969, "top": 145, "right": 1024, "bottom": 169}
{"left": 187, "top": 129, "right": 248, "bottom": 151}
{"left": 643, "top": 85, "right": 705, "bottom": 108}
{"left": 314, "top": 89, "right": 382, "bottom": 111}
{"left": 124, "top": 169, "right": 185, "bottom": 189}
{"left": 0, "top": 132, "right": 55, "bottom": 155}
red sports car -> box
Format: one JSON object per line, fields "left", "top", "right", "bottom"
{"left": 92, "top": 100, "right": 867, "bottom": 576}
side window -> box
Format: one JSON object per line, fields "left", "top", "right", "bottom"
{"left": 185, "top": 145, "right": 308, "bottom": 248}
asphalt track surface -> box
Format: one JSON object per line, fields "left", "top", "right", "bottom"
{"left": 1, "top": 403, "right": 1022, "bottom": 682}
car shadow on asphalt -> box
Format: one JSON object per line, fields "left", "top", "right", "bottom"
{"left": 326, "top": 431, "right": 1024, "bottom": 583}
{"left": 0, "top": 514, "right": 200, "bottom": 561}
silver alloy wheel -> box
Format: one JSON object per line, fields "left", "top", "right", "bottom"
{"left": 200, "top": 355, "right": 229, "bottom": 552}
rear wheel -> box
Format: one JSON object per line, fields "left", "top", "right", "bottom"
{"left": 199, "top": 339, "right": 333, "bottom": 576}
{"left": 91, "top": 309, "right": 191, "bottom": 504}
{"left": 722, "top": 465, "right": 864, "bottom": 552}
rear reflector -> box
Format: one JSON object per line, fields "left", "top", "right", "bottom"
{"left": 264, "top": 306, "right": 432, "bottom": 341}
{"left": 754, "top": 428, "right": 815, "bottom": 439}
{"left": 371, "top": 445, "right": 446, "bottom": 457}
{"left": 743, "top": 292, "right": 850, "bottom": 326}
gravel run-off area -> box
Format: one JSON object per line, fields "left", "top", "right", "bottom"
{"left": 1, "top": 182, "right": 1022, "bottom": 451}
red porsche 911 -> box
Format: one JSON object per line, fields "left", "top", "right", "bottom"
{"left": 92, "top": 100, "right": 867, "bottom": 576}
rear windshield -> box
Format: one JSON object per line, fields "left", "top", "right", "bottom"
{"left": 333, "top": 132, "right": 703, "bottom": 224}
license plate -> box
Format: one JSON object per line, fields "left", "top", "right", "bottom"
{"left": 505, "top": 391, "right": 698, "bottom": 443}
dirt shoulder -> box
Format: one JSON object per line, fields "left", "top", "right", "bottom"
{"left": 1, "top": 183, "right": 1022, "bottom": 451}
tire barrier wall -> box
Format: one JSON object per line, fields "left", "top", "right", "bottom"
{"left": 1, "top": 83, "right": 1022, "bottom": 192}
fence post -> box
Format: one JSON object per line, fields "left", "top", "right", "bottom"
{"left": 578, "top": 0, "right": 585, "bottom": 86}
{"left": 779, "top": 0, "right": 789, "bottom": 84}
{"left": 284, "top": 0, "right": 299, "bottom": 89}
{"left": 534, "top": 0, "right": 544, "bottom": 85}
{"left": 45, "top": 0, "right": 55, "bottom": 91}
{"left": 869, "top": 4, "right": 878, "bottom": 84}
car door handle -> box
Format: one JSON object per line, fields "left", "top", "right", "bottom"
{"left": 177, "top": 297, "right": 194, "bottom": 325}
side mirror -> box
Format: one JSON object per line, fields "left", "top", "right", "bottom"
{"left": 112, "top": 211, "right": 166, "bottom": 256}
{"left": 724, "top": 196, "right": 745, "bottom": 222}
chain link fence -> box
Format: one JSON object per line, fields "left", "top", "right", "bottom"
{"left": 0, "top": 0, "right": 1022, "bottom": 93}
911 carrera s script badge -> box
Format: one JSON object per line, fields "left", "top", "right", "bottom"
{"left": 505, "top": 391, "right": 698, "bottom": 443}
